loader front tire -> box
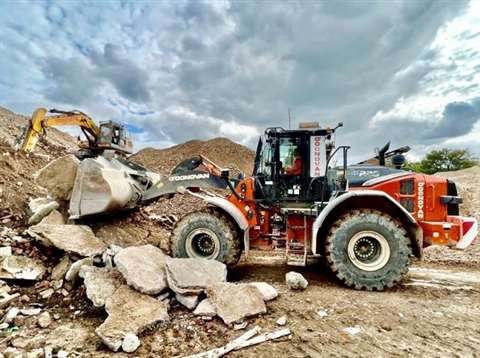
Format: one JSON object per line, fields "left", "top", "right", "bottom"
{"left": 324, "top": 209, "right": 411, "bottom": 291}
{"left": 171, "top": 209, "right": 242, "bottom": 267}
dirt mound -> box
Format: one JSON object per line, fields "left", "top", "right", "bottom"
{"left": 435, "top": 165, "right": 480, "bottom": 220}
{"left": 424, "top": 166, "right": 480, "bottom": 265}
{"left": 0, "top": 108, "right": 77, "bottom": 224}
{"left": 131, "top": 137, "right": 255, "bottom": 176}
{"left": 0, "top": 106, "right": 76, "bottom": 154}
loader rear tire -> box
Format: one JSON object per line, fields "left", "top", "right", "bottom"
{"left": 170, "top": 209, "right": 242, "bottom": 267}
{"left": 324, "top": 209, "right": 411, "bottom": 291}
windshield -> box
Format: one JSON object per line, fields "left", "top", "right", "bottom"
{"left": 279, "top": 137, "right": 300, "bottom": 169}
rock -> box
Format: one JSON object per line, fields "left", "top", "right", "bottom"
{"left": 0, "top": 293, "right": 19, "bottom": 308}
{"left": 193, "top": 299, "right": 216, "bottom": 317}
{"left": 276, "top": 315, "right": 287, "bottom": 326}
{"left": 0, "top": 279, "right": 10, "bottom": 294}
{"left": 95, "top": 285, "right": 169, "bottom": 351}
{"left": 44, "top": 347, "right": 53, "bottom": 358}
{"left": 317, "top": 309, "right": 328, "bottom": 318}
{"left": 166, "top": 258, "right": 227, "bottom": 295}
{"left": 114, "top": 245, "right": 168, "bottom": 295}
{"left": 39, "top": 288, "right": 54, "bottom": 299}
{"left": 122, "top": 333, "right": 140, "bottom": 353}
{"left": 207, "top": 283, "right": 267, "bottom": 325}
{"left": 2, "top": 307, "right": 19, "bottom": 324}
{"left": 52, "top": 279, "right": 63, "bottom": 290}
{"left": 57, "top": 351, "right": 68, "bottom": 358}
{"left": 0, "top": 322, "right": 9, "bottom": 329}
{"left": 45, "top": 324, "right": 94, "bottom": 351}
{"left": 0, "top": 255, "right": 45, "bottom": 280}
{"left": 28, "top": 225, "right": 106, "bottom": 257}
{"left": 35, "top": 154, "right": 79, "bottom": 201}
{"left": 286, "top": 271, "right": 308, "bottom": 290}
{"left": 51, "top": 256, "right": 71, "bottom": 281}
{"left": 0, "top": 246, "right": 12, "bottom": 257}
{"left": 19, "top": 308, "right": 42, "bottom": 316}
{"left": 38, "top": 311, "right": 52, "bottom": 328}
{"left": 233, "top": 321, "right": 248, "bottom": 330}
{"left": 28, "top": 198, "right": 59, "bottom": 226}
{"left": 248, "top": 282, "right": 278, "bottom": 301}
{"left": 39, "top": 210, "right": 65, "bottom": 225}
{"left": 79, "top": 266, "right": 123, "bottom": 308}
{"left": 175, "top": 293, "right": 199, "bottom": 310}
{"left": 343, "top": 326, "right": 362, "bottom": 336}
{"left": 65, "top": 257, "right": 93, "bottom": 282}
{"left": 26, "top": 349, "right": 44, "bottom": 358}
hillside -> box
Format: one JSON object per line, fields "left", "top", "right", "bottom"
{"left": 131, "top": 137, "right": 255, "bottom": 176}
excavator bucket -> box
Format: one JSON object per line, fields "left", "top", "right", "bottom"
{"left": 69, "top": 156, "right": 159, "bottom": 219}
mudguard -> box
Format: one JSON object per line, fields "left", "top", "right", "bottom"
{"left": 312, "top": 190, "right": 421, "bottom": 256}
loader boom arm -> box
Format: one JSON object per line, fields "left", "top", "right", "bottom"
{"left": 18, "top": 107, "right": 100, "bottom": 152}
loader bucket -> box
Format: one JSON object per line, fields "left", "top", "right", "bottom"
{"left": 69, "top": 157, "right": 144, "bottom": 219}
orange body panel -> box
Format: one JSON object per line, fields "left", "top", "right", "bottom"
{"left": 227, "top": 173, "right": 471, "bottom": 252}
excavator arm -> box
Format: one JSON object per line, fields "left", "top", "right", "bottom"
{"left": 17, "top": 107, "right": 100, "bottom": 152}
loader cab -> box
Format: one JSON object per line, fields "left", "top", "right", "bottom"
{"left": 253, "top": 122, "right": 347, "bottom": 204}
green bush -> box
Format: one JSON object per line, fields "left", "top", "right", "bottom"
{"left": 404, "top": 149, "right": 478, "bottom": 174}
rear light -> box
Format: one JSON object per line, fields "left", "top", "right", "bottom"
{"left": 400, "top": 198, "right": 414, "bottom": 212}
{"left": 400, "top": 179, "right": 414, "bottom": 195}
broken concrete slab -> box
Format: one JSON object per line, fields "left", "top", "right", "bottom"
{"left": 46, "top": 324, "right": 97, "bottom": 351}
{"left": 51, "top": 256, "right": 71, "bottom": 281}
{"left": 0, "top": 246, "right": 12, "bottom": 257}
{"left": 114, "top": 245, "right": 168, "bottom": 295}
{"left": 248, "top": 282, "right": 278, "bottom": 301}
{"left": 39, "top": 210, "right": 65, "bottom": 225}
{"left": 0, "top": 255, "right": 45, "bottom": 280}
{"left": 175, "top": 293, "right": 199, "bottom": 310}
{"left": 28, "top": 224, "right": 106, "bottom": 257}
{"left": 65, "top": 257, "right": 93, "bottom": 283}
{"left": 79, "top": 266, "right": 123, "bottom": 308}
{"left": 96, "top": 285, "right": 169, "bottom": 352}
{"left": 286, "top": 271, "right": 308, "bottom": 290}
{"left": 193, "top": 299, "right": 216, "bottom": 317}
{"left": 27, "top": 198, "right": 59, "bottom": 226}
{"left": 35, "top": 154, "right": 79, "bottom": 201}
{"left": 207, "top": 283, "right": 267, "bottom": 325}
{"left": 166, "top": 258, "right": 227, "bottom": 295}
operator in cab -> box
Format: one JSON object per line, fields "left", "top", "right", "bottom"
{"left": 284, "top": 148, "right": 303, "bottom": 175}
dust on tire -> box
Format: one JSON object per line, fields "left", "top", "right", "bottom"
{"left": 324, "top": 209, "right": 412, "bottom": 291}
{"left": 170, "top": 208, "right": 242, "bottom": 267}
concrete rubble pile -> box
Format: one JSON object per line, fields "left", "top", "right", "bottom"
{"left": 0, "top": 156, "right": 282, "bottom": 356}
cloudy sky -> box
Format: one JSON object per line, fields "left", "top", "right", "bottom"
{"left": 0, "top": 0, "right": 479, "bottom": 161}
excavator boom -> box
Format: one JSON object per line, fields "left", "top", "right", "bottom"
{"left": 17, "top": 108, "right": 100, "bottom": 152}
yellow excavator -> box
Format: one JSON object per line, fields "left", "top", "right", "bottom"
{"left": 16, "top": 107, "right": 163, "bottom": 219}
{"left": 16, "top": 107, "right": 232, "bottom": 219}
{"left": 17, "top": 107, "right": 133, "bottom": 156}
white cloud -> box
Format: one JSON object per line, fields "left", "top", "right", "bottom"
{"left": 0, "top": 0, "right": 476, "bottom": 163}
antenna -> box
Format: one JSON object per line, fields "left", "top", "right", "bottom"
{"left": 288, "top": 108, "right": 291, "bottom": 129}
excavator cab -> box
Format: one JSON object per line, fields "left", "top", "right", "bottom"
{"left": 96, "top": 121, "right": 133, "bottom": 154}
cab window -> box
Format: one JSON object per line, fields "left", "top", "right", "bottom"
{"left": 279, "top": 138, "right": 301, "bottom": 170}
{"left": 258, "top": 143, "right": 272, "bottom": 178}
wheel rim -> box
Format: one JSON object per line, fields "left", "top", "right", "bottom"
{"left": 347, "top": 231, "right": 391, "bottom": 271}
{"left": 185, "top": 228, "right": 221, "bottom": 259}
